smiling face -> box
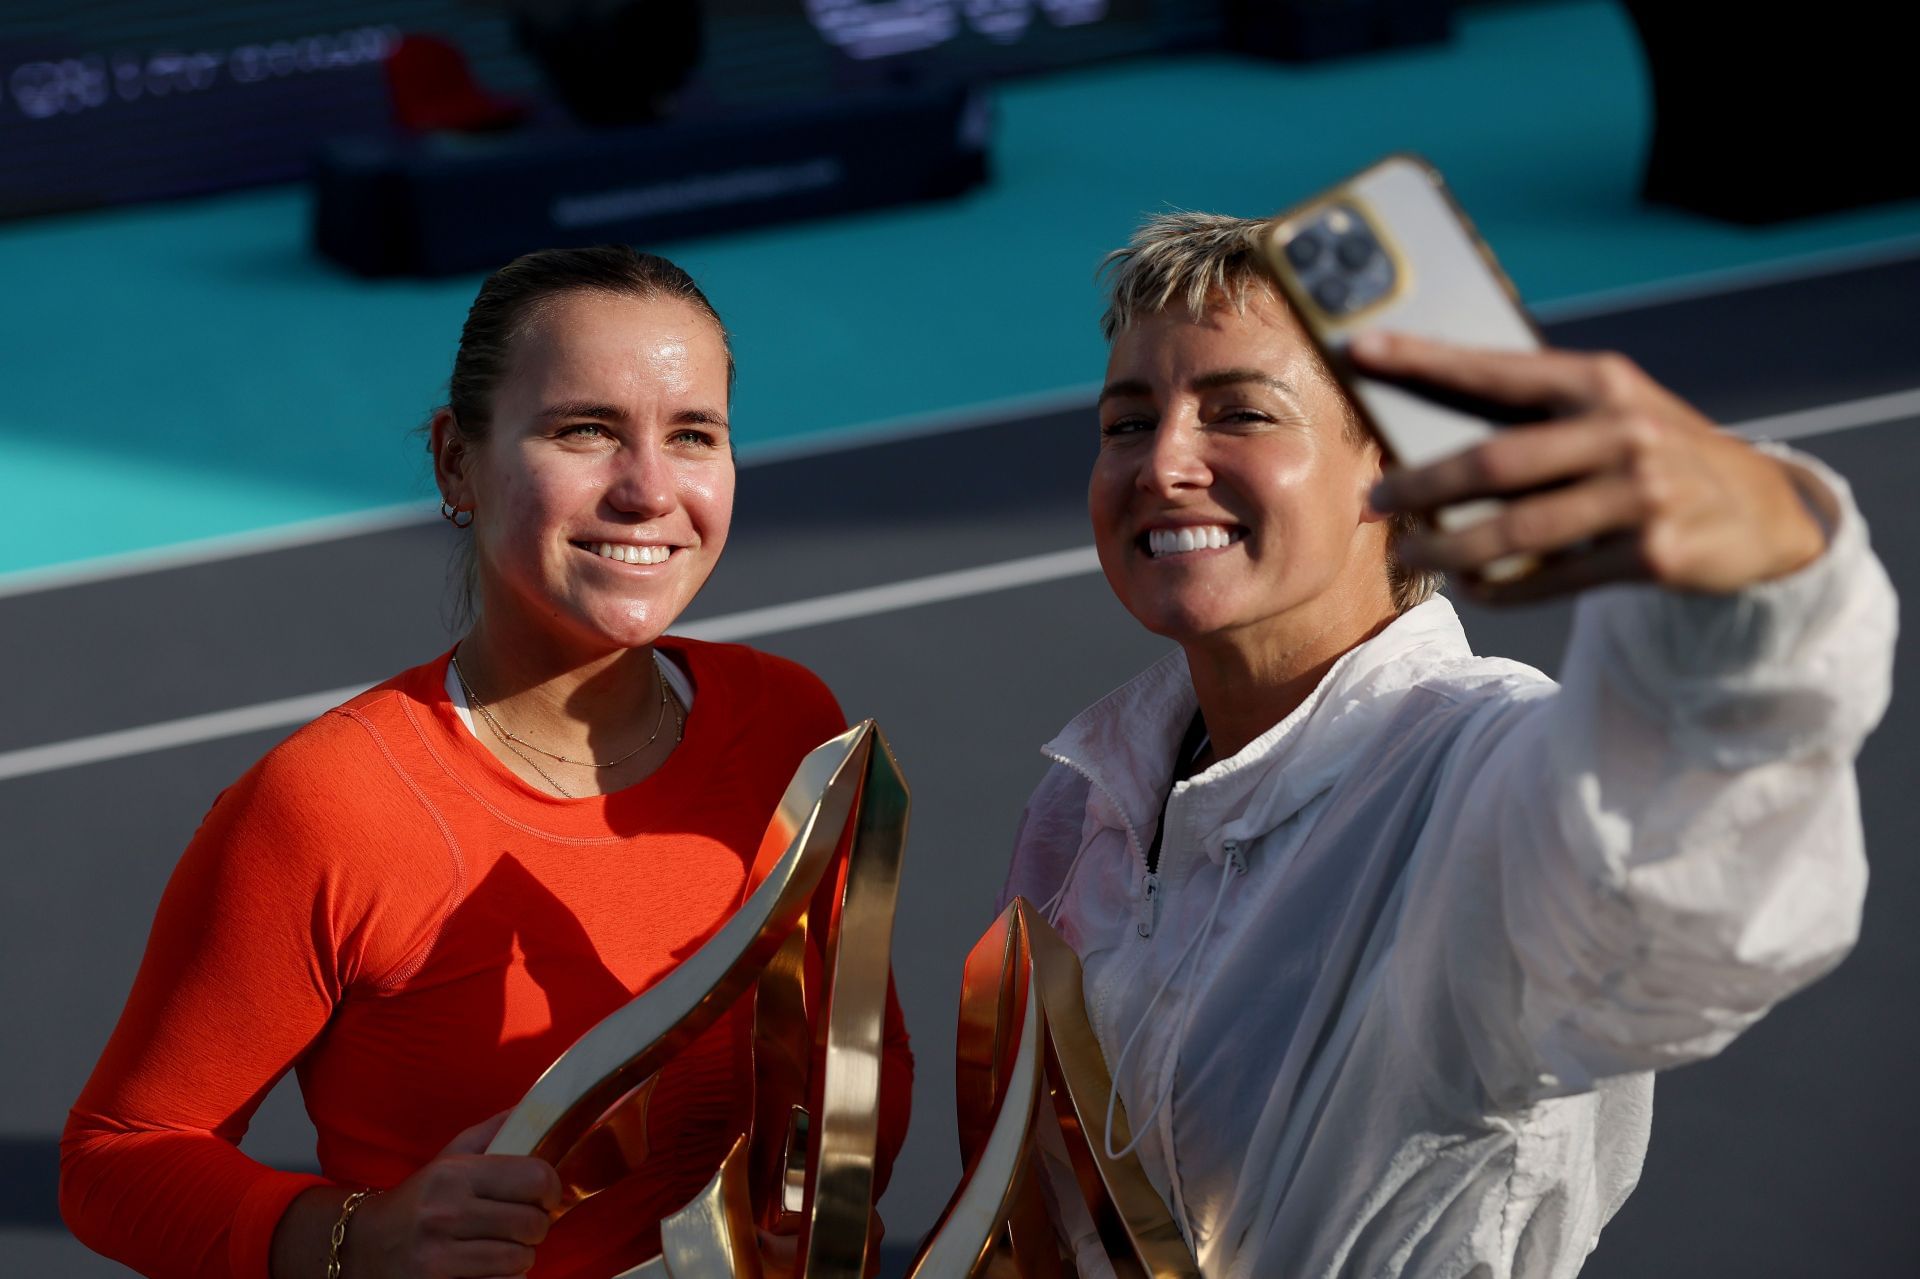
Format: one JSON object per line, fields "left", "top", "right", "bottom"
{"left": 1091, "top": 287, "right": 1395, "bottom": 656}
{"left": 436, "top": 289, "right": 734, "bottom": 661}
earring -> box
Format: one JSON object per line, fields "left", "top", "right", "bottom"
{"left": 441, "top": 501, "right": 475, "bottom": 528}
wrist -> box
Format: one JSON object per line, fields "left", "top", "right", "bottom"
{"left": 1753, "top": 461, "right": 1832, "bottom": 584}
{"left": 327, "top": 1189, "right": 378, "bottom": 1279}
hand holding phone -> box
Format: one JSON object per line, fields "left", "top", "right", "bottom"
{"left": 1261, "top": 155, "right": 1827, "bottom": 600}
{"left": 1355, "top": 331, "right": 1830, "bottom": 600}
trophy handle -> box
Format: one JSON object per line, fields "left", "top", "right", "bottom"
{"left": 749, "top": 923, "right": 814, "bottom": 1236}
{"left": 796, "top": 724, "right": 912, "bottom": 1278}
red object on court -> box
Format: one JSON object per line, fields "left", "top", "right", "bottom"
{"left": 385, "top": 33, "right": 529, "bottom": 133}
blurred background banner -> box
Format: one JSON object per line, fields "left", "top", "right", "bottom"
{"left": 0, "top": 0, "right": 1210, "bottom": 222}
{"left": 0, "top": 9, "right": 397, "bottom": 220}
{"left": 4, "top": 4, "right": 1918, "bottom": 1276}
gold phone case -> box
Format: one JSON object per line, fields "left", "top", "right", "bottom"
{"left": 1262, "top": 154, "right": 1544, "bottom": 553}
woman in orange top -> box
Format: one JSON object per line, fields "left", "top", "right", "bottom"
{"left": 60, "top": 247, "right": 913, "bottom": 1279}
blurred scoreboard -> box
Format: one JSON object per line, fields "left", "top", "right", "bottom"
{"left": 0, "top": 0, "right": 1222, "bottom": 220}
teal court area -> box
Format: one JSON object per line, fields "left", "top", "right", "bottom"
{"left": 6, "top": 0, "right": 1920, "bottom": 583}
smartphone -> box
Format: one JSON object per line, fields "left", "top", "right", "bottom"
{"left": 1261, "top": 154, "right": 1543, "bottom": 561}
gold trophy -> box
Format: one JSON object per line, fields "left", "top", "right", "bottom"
{"left": 906, "top": 900, "right": 1199, "bottom": 1279}
{"left": 486, "top": 721, "right": 1198, "bottom": 1277}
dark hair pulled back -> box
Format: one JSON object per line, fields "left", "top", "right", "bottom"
{"left": 444, "top": 244, "right": 733, "bottom": 449}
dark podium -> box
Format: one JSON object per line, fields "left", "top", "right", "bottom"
{"left": 314, "top": 82, "right": 991, "bottom": 277}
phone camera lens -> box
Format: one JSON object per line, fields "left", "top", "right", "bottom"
{"left": 1285, "top": 233, "right": 1323, "bottom": 270}
{"left": 1312, "top": 276, "right": 1351, "bottom": 313}
{"left": 1335, "top": 233, "right": 1377, "bottom": 271}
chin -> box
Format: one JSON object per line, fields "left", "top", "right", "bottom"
{"left": 604, "top": 617, "right": 678, "bottom": 650}
{"left": 1125, "top": 599, "right": 1237, "bottom": 645}
{"left": 1126, "top": 585, "right": 1311, "bottom": 650}
{"left": 568, "top": 599, "right": 681, "bottom": 651}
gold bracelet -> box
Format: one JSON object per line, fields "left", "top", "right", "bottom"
{"left": 326, "top": 1189, "right": 374, "bottom": 1279}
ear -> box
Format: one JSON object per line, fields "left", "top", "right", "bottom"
{"left": 430, "top": 408, "right": 476, "bottom": 510}
{"left": 1356, "top": 438, "right": 1392, "bottom": 525}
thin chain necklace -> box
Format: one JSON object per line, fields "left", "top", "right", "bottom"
{"left": 454, "top": 654, "right": 678, "bottom": 767}
{"left": 478, "top": 715, "right": 579, "bottom": 797}
{"left": 450, "top": 652, "right": 684, "bottom": 798}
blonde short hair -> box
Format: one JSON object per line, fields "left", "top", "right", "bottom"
{"left": 1098, "top": 212, "right": 1442, "bottom": 612}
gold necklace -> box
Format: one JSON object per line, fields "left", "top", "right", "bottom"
{"left": 451, "top": 653, "right": 685, "bottom": 796}
{"left": 481, "top": 716, "right": 579, "bottom": 797}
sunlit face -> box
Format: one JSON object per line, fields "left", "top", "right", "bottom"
{"left": 1091, "top": 287, "right": 1391, "bottom": 650}
{"left": 441, "top": 290, "right": 734, "bottom": 657}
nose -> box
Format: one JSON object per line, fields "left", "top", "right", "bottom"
{"left": 607, "top": 436, "right": 677, "bottom": 519}
{"left": 1138, "top": 412, "right": 1210, "bottom": 496}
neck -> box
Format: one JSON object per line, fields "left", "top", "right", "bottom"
{"left": 453, "top": 613, "right": 666, "bottom": 764}
{"left": 1183, "top": 598, "right": 1398, "bottom": 765}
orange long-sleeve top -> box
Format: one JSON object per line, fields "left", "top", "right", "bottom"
{"left": 62, "top": 639, "right": 913, "bottom": 1279}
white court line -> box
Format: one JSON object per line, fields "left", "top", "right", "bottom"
{"left": 1532, "top": 230, "right": 1920, "bottom": 323}
{"left": 1729, "top": 386, "right": 1920, "bottom": 443}
{"left": 676, "top": 544, "right": 1100, "bottom": 643}
{"left": 0, "top": 546, "right": 1101, "bottom": 783}
{"left": 3, "top": 387, "right": 1914, "bottom": 785}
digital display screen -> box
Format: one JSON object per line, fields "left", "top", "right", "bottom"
{"left": 0, "top": 1, "right": 1223, "bottom": 220}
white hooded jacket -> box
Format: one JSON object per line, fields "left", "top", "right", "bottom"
{"left": 999, "top": 454, "right": 1896, "bottom": 1278}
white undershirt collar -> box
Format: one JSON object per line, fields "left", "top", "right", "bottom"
{"left": 445, "top": 649, "right": 695, "bottom": 739}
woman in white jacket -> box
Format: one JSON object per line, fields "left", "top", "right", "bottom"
{"left": 998, "top": 214, "right": 1897, "bottom": 1278}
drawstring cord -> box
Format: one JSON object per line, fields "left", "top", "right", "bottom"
{"left": 1038, "top": 836, "right": 1095, "bottom": 924}
{"left": 1103, "top": 840, "right": 1245, "bottom": 1161}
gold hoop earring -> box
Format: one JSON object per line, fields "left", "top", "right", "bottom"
{"left": 441, "top": 501, "right": 474, "bottom": 529}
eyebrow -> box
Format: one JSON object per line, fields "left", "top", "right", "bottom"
{"left": 537, "top": 401, "right": 730, "bottom": 429}
{"left": 1191, "top": 368, "right": 1302, "bottom": 399}
{"left": 537, "top": 400, "right": 629, "bottom": 423}
{"left": 1097, "top": 369, "right": 1302, "bottom": 406}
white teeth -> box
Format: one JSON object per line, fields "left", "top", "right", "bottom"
{"left": 1147, "top": 525, "right": 1236, "bottom": 558}
{"left": 590, "top": 542, "right": 669, "bottom": 565}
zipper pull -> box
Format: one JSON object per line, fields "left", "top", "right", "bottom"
{"left": 1223, "top": 839, "right": 1246, "bottom": 874}
{"left": 1137, "top": 872, "right": 1161, "bottom": 938}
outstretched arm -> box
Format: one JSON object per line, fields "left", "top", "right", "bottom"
{"left": 1361, "top": 334, "right": 1897, "bottom": 1109}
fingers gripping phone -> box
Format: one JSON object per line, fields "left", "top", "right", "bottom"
{"left": 1261, "top": 155, "right": 1543, "bottom": 563}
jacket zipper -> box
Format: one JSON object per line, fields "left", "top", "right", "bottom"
{"left": 1137, "top": 872, "right": 1161, "bottom": 939}
{"left": 1041, "top": 751, "right": 1164, "bottom": 1037}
